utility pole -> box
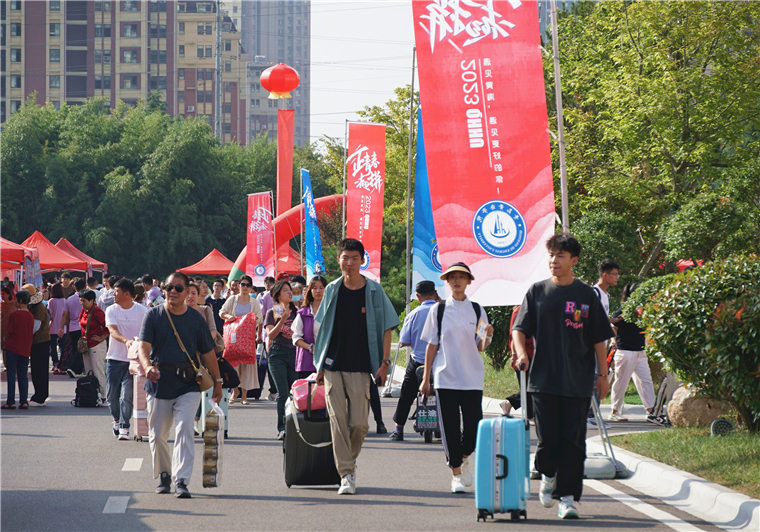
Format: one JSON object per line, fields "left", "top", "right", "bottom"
{"left": 215, "top": 0, "right": 223, "bottom": 141}
{"left": 405, "top": 48, "right": 416, "bottom": 314}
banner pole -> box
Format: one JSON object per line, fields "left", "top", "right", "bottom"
{"left": 551, "top": 0, "right": 570, "bottom": 234}
{"left": 342, "top": 119, "right": 348, "bottom": 240}
{"left": 271, "top": 191, "right": 278, "bottom": 277}
{"left": 300, "top": 168, "right": 304, "bottom": 274}
{"left": 405, "top": 47, "right": 416, "bottom": 314}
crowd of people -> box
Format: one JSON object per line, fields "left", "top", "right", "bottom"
{"left": 0, "top": 235, "right": 659, "bottom": 518}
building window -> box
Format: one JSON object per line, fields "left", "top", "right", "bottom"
{"left": 251, "top": 99, "right": 260, "bottom": 107}
{"left": 104, "top": 49, "right": 112, "bottom": 63}
{"left": 223, "top": 23, "right": 231, "bottom": 31}
{"left": 177, "top": 3, "right": 186, "bottom": 12}
{"left": 95, "top": 50, "right": 102, "bottom": 63}
{"left": 149, "top": 75, "right": 166, "bottom": 89}
{"left": 123, "top": 24, "right": 138, "bottom": 38}
{"left": 205, "top": 45, "right": 212, "bottom": 57}
{"left": 225, "top": 61, "right": 231, "bottom": 73}
{"left": 206, "top": 23, "right": 212, "bottom": 35}
{"left": 198, "top": 91, "right": 205, "bottom": 104}
{"left": 233, "top": 5, "right": 237, "bottom": 13}
{"left": 225, "top": 40, "right": 231, "bottom": 52}
{"left": 225, "top": 123, "right": 231, "bottom": 133}
{"left": 224, "top": 102, "right": 231, "bottom": 113}
{"left": 179, "top": 22, "right": 185, "bottom": 34}
{"left": 197, "top": 3, "right": 211, "bottom": 13}
{"left": 178, "top": 91, "right": 184, "bottom": 103}
{"left": 225, "top": 82, "right": 231, "bottom": 92}
{"left": 123, "top": 1, "right": 139, "bottom": 12}
{"left": 50, "top": 75, "right": 61, "bottom": 89}
{"left": 179, "top": 45, "right": 185, "bottom": 58}
{"left": 123, "top": 49, "right": 138, "bottom": 63}
{"left": 95, "top": 75, "right": 111, "bottom": 89}
{"left": 207, "top": 68, "right": 214, "bottom": 79}
{"left": 50, "top": 49, "right": 61, "bottom": 62}
{"left": 95, "top": 24, "right": 112, "bottom": 38}
{"left": 10, "top": 1, "right": 21, "bottom": 10}
{"left": 49, "top": 0, "right": 61, "bottom": 11}
{"left": 197, "top": 23, "right": 204, "bottom": 35}
{"left": 197, "top": 46, "right": 204, "bottom": 58}
{"left": 149, "top": 0, "right": 167, "bottom": 12}
{"left": 50, "top": 23, "right": 61, "bottom": 37}
{"left": 10, "top": 49, "right": 21, "bottom": 62}
{"left": 150, "top": 50, "right": 166, "bottom": 64}
{"left": 10, "top": 100, "right": 22, "bottom": 113}
{"left": 150, "top": 24, "right": 166, "bottom": 38}
{"left": 206, "top": 90, "right": 212, "bottom": 103}
{"left": 197, "top": 69, "right": 205, "bottom": 81}
{"left": 179, "top": 68, "right": 185, "bottom": 80}
{"left": 123, "top": 75, "right": 138, "bottom": 89}
{"left": 268, "top": 100, "right": 276, "bottom": 108}
{"left": 251, "top": 83, "right": 260, "bottom": 92}
{"left": 10, "top": 75, "right": 21, "bottom": 88}
{"left": 10, "top": 23, "right": 21, "bottom": 37}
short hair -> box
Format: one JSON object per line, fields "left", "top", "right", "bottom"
{"left": 79, "top": 289, "right": 97, "bottom": 302}
{"left": 290, "top": 274, "right": 306, "bottom": 286}
{"left": 264, "top": 276, "right": 275, "bottom": 284}
{"left": 546, "top": 233, "right": 582, "bottom": 258}
{"left": 240, "top": 274, "right": 253, "bottom": 285}
{"left": 107, "top": 275, "right": 120, "bottom": 287}
{"left": 167, "top": 272, "right": 190, "bottom": 286}
{"left": 229, "top": 278, "right": 240, "bottom": 284}
{"left": 187, "top": 282, "right": 200, "bottom": 296}
{"left": 599, "top": 259, "right": 620, "bottom": 276}
{"left": 113, "top": 277, "right": 135, "bottom": 297}
{"left": 213, "top": 278, "right": 224, "bottom": 287}
{"left": 50, "top": 283, "right": 65, "bottom": 299}
{"left": 74, "top": 278, "right": 87, "bottom": 292}
{"left": 15, "top": 290, "right": 30, "bottom": 305}
{"left": 270, "top": 280, "right": 292, "bottom": 303}
{"left": 141, "top": 274, "right": 153, "bottom": 285}
{"left": 87, "top": 277, "right": 98, "bottom": 287}
{"left": 61, "top": 272, "right": 72, "bottom": 280}
{"left": 337, "top": 238, "right": 364, "bottom": 258}
{"left": 290, "top": 282, "right": 304, "bottom": 295}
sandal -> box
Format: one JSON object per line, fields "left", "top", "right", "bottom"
{"left": 18, "top": 404, "right": 28, "bottom": 410}
{"left": 229, "top": 398, "right": 237, "bottom": 405}
{"left": 1, "top": 404, "right": 16, "bottom": 410}
{"left": 241, "top": 400, "right": 250, "bottom": 405}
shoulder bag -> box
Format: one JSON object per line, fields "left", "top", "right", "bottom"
{"left": 77, "top": 311, "right": 93, "bottom": 354}
{"left": 164, "top": 304, "right": 214, "bottom": 391}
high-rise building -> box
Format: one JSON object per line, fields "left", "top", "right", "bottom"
{"left": 238, "top": 0, "right": 310, "bottom": 147}
{"left": 1, "top": 0, "right": 249, "bottom": 145}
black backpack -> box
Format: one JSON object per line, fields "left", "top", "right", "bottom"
{"left": 436, "top": 300, "right": 482, "bottom": 343}
{"left": 71, "top": 370, "right": 101, "bottom": 407}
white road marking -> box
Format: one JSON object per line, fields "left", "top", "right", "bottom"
{"left": 585, "top": 480, "right": 705, "bottom": 532}
{"left": 102, "top": 496, "right": 130, "bottom": 514}
{"left": 121, "top": 458, "right": 143, "bottom": 472}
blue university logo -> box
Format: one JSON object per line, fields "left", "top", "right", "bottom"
{"left": 313, "top": 260, "right": 323, "bottom": 274}
{"left": 254, "top": 264, "right": 266, "bottom": 276}
{"left": 430, "top": 243, "right": 442, "bottom": 272}
{"left": 360, "top": 250, "right": 370, "bottom": 271}
{"left": 471, "top": 200, "right": 527, "bottom": 258}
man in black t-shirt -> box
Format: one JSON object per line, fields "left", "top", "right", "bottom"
{"left": 205, "top": 279, "right": 227, "bottom": 336}
{"left": 138, "top": 272, "right": 222, "bottom": 500}
{"left": 513, "top": 234, "right": 613, "bottom": 520}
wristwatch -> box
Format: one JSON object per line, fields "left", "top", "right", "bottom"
{"left": 382, "top": 359, "right": 391, "bottom": 366}
{"left": 215, "top": 378, "right": 224, "bottom": 383}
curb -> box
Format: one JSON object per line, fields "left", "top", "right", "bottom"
{"left": 587, "top": 434, "right": 760, "bottom": 531}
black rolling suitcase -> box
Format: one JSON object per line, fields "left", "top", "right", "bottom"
{"left": 283, "top": 380, "right": 341, "bottom": 487}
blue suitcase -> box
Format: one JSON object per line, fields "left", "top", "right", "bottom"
{"left": 474, "top": 369, "right": 530, "bottom": 522}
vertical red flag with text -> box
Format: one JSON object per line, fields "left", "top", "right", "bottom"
{"left": 246, "top": 192, "right": 275, "bottom": 286}
{"left": 413, "top": 0, "right": 554, "bottom": 305}
{"left": 346, "top": 122, "right": 386, "bottom": 281}
{"left": 276, "top": 109, "right": 296, "bottom": 269}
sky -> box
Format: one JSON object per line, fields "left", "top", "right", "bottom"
{"left": 309, "top": 1, "right": 418, "bottom": 143}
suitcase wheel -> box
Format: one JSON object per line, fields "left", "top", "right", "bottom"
{"left": 476, "top": 509, "right": 492, "bottom": 522}
{"left": 510, "top": 511, "right": 520, "bottom": 521}
{"left": 434, "top": 430, "right": 441, "bottom": 439}
{"left": 424, "top": 430, "right": 433, "bottom": 443}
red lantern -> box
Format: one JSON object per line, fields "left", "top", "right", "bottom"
{"left": 260, "top": 63, "right": 300, "bottom": 99}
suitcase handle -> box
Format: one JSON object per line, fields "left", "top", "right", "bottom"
{"left": 306, "top": 379, "right": 316, "bottom": 418}
{"left": 495, "top": 454, "right": 509, "bottom": 480}
{"left": 519, "top": 363, "right": 529, "bottom": 431}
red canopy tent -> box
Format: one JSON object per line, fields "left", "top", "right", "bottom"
{"left": 1, "top": 237, "right": 39, "bottom": 266}
{"left": 21, "top": 231, "right": 89, "bottom": 273}
{"left": 178, "top": 248, "right": 235, "bottom": 276}
{"left": 55, "top": 238, "right": 108, "bottom": 272}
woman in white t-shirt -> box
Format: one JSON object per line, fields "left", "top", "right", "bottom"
{"left": 419, "top": 263, "right": 494, "bottom": 494}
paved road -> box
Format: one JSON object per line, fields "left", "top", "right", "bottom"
{"left": 1, "top": 373, "right": 723, "bottom": 532}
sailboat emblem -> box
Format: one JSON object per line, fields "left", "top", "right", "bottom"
{"left": 490, "top": 214, "right": 510, "bottom": 239}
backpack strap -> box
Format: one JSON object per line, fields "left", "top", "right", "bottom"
{"left": 436, "top": 301, "right": 445, "bottom": 345}
{"left": 593, "top": 286, "right": 603, "bottom": 300}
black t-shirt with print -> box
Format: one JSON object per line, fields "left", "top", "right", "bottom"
{"left": 325, "top": 283, "right": 371, "bottom": 373}
{"left": 513, "top": 279, "right": 614, "bottom": 398}
{"left": 264, "top": 306, "right": 297, "bottom": 349}
{"left": 611, "top": 309, "right": 645, "bottom": 351}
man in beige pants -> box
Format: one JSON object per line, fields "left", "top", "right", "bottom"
{"left": 315, "top": 239, "right": 400, "bottom": 495}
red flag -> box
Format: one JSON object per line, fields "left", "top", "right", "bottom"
{"left": 346, "top": 122, "right": 386, "bottom": 281}
{"left": 245, "top": 192, "right": 275, "bottom": 286}
{"left": 412, "top": 0, "right": 554, "bottom": 305}
{"left": 276, "top": 109, "right": 295, "bottom": 217}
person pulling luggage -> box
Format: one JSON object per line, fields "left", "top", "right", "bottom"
{"left": 418, "top": 263, "right": 493, "bottom": 493}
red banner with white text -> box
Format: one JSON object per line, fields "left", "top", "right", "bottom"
{"left": 246, "top": 192, "right": 275, "bottom": 286}
{"left": 413, "top": 0, "right": 554, "bottom": 305}
{"left": 346, "top": 122, "right": 386, "bottom": 281}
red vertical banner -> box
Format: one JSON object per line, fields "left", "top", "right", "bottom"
{"left": 346, "top": 122, "right": 386, "bottom": 281}
{"left": 276, "top": 109, "right": 295, "bottom": 217}
{"left": 246, "top": 192, "right": 275, "bottom": 286}
{"left": 412, "top": 0, "right": 555, "bottom": 306}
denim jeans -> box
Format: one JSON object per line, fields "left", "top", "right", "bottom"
{"left": 268, "top": 343, "right": 298, "bottom": 432}
{"left": 5, "top": 351, "right": 29, "bottom": 406}
{"left": 106, "top": 359, "right": 133, "bottom": 427}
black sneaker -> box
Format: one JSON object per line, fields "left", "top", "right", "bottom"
{"left": 66, "top": 369, "right": 77, "bottom": 379}
{"left": 174, "top": 480, "right": 191, "bottom": 498}
{"left": 156, "top": 472, "right": 171, "bottom": 494}
{"left": 389, "top": 431, "right": 404, "bottom": 441}
{"left": 112, "top": 420, "right": 119, "bottom": 438}
{"left": 646, "top": 414, "right": 665, "bottom": 426}
{"left": 376, "top": 421, "right": 388, "bottom": 434}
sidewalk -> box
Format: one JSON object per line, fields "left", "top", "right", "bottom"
{"left": 385, "top": 358, "right": 760, "bottom": 532}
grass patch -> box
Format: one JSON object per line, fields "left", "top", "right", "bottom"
{"left": 610, "top": 427, "right": 760, "bottom": 500}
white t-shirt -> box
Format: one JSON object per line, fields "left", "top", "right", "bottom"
{"left": 105, "top": 302, "right": 148, "bottom": 362}
{"left": 420, "top": 297, "right": 487, "bottom": 391}
{"left": 593, "top": 283, "right": 610, "bottom": 316}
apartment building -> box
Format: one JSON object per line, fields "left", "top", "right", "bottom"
{"left": 1, "top": 0, "right": 248, "bottom": 145}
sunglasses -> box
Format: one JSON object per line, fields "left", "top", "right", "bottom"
{"left": 164, "top": 284, "right": 186, "bottom": 293}
{"left": 240, "top": 282, "right": 252, "bottom": 287}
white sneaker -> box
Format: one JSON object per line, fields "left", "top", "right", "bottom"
{"left": 118, "top": 426, "right": 129, "bottom": 441}
{"left": 558, "top": 496, "right": 579, "bottom": 519}
{"left": 539, "top": 475, "right": 556, "bottom": 507}
{"left": 112, "top": 420, "right": 119, "bottom": 438}
{"left": 461, "top": 456, "right": 473, "bottom": 487}
{"left": 608, "top": 412, "right": 628, "bottom": 422}
{"left": 451, "top": 475, "right": 466, "bottom": 493}
{"left": 499, "top": 400, "right": 512, "bottom": 417}
{"left": 267, "top": 393, "right": 278, "bottom": 402}
{"left": 338, "top": 473, "right": 356, "bottom": 495}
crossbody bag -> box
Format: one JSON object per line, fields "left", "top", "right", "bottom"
{"left": 163, "top": 304, "right": 214, "bottom": 392}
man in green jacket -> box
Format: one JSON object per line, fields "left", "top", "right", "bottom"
{"left": 315, "top": 238, "right": 400, "bottom": 495}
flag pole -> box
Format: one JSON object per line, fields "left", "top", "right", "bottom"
{"left": 405, "top": 47, "right": 416, "bottom": 314}
{"left": 551, "top": 0, "right": 570, "bottom": 234}
{"left": 300, "top": 168, "right": 304, "bottom": 275}
{"left": 271, "top": 191, "right": 278, "bottom": 277}
{"left": 342, "top": 120, "right": 348, "bottom": 240}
